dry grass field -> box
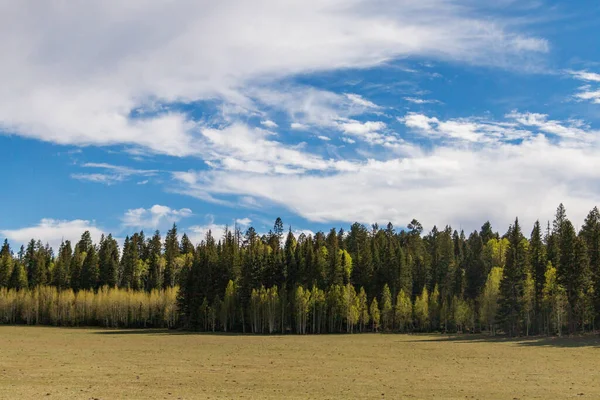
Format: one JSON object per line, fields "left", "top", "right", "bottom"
{"left": 1, "top": 327, "right": 600, "bottom": 399}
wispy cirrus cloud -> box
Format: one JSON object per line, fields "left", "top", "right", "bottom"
{"left": 71, "top": 163, "right": 157, "bottom": 185}
{"left": 567, "top": 69, "right": 600, "bottom": 104}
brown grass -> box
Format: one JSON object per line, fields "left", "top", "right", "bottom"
{"left": 1, "top": 327, "right": 599, "bottom": 399}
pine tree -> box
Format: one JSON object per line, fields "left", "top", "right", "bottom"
{"left": 163, "top": 224, "right": 180, "bottom": 289}
{"left": 52, "top": 240, "right": 72, "bottom": 289}
{"left": 0, "top": 239, "right": 12, "bottom": 287}
{"left": 580, "top": 207, "right": 600, "bottom": 323}
{"left": 70, "top": 245, "right": 85, "bottom": 292}
{"left": 497, "top": 218, "right": 528, "bottom": 336}
{"left": 80, "top": 244, "right": 99, "bottom": 290}
{"left": 529, "top": 220, "right": 546, "bottom": 333}
{"left": 556, "top": 219, "right": 591, "bottom": 333}
{"left": 146, "top": 230, "right": 163, "bottom": 291}
{"left": 8, "top": 260, "right": 27, "bottom": 290}
{"left": 98, "top": 234, "right": 119, "bottom": 287}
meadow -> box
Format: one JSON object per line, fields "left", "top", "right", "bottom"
{"left": 1, "top": 327, "right": 599, "bottom": 399}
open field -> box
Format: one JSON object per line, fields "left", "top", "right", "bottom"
{"left": 1, "top": 327, "right": 600, "bottom": 399}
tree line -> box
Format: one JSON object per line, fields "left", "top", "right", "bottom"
{"left": 0, "top": 203, "right": 598, "bottom": 336}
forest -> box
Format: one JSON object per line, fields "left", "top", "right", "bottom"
{"left": 0, "top": 203, "right": 597, "bottom": 336}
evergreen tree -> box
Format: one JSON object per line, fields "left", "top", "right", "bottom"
{"left": 70, "top": 245, "right": 85, "bottom": 292}
{"left": 0, "top": 239, "right": 12, "bottom": 287}
{"left": 529, "top": 221, "right": 546, "bottom": 333}
{"left": 580, "top": 207, "right": 600, "bottom": 322}
{"left": 497, "top": 218, "right": 528, "bottom": 336}
{"left": 180, "top": 233, "right": 195, "bottom": 255}
{"left": 146, "top": 230, "right": 164, "bottom": 291}
{"left": 98, "top": 234, "right": 119, "bottom": 287}
{"left": 80, "top": 244, "right": 99, "bottom": 290}
{"left": 8, "top": 259, "right": 27, "bottom": 290}
{"left": 52, "top": 240, "right": 72, "bottom": 289}
{"left": 164, "top": 224, "right": 180, "bottom": 289}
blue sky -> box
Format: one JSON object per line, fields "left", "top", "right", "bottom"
{"left": 2, "top": 0, "right": 600, "bottom": 249}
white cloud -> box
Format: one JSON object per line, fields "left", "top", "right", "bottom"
{"left": 260, "top": 120, "right": 278, "bottom": 128}
{"left": 0, "top": 1, "right": 547, "bottom": 155}
{"left": 401, "top": 112, "right": 562, "bottom": 143}
{"left": 291, "top": 123, "right": 307, "bottom": 130}
{"left": 344, "top": 94, "right": 380, "bottom": 109}
{"left": 317, "top": 135, "right": 331, "bottom": 141}
{"left": 174, "top": 109, "right": 600, "bottom": 232}
{"left": 340, "top": 121, "right": 386, "bottom": 136}
{"left": 122, "top": 205, "right": 193, "bottom": 230}
{"left": 568, "top": 70, "right": 600, "bottom": 105}
{"left": 186, "top": 215, "right": 254, "bottom": 245}
{"left": 200, "top": 123, "right": 329, "bottom": 173}
{"left": 0, "top": 219, "right": 105, "bottom": 251}
{"left": 404, "top": 97, "right": 441, "bottom": 104}
{"left": 235, "top": 218, "right": 252, "bottom": 227}
{"left": 71, "top": 163, "right": 157, "bottom": 185}
{"left": 568, "top": 70, "right": 600, "bottom": 82}
{"left": 187, "top": 224, "right": 230, "bottom": 245}
{"left": 574, "top": 86, "right": 600, "bottom": 104}
{"left": 507, "top": 111, "right": 594, "bottom": 141}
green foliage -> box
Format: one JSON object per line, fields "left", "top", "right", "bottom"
{"left": 497, "top": 218, "right": 528, "bottom": 336}
{"left": 542, "top": 263, "right": 567, "bottom": 336}
{"left": 414, "top": 287, "right": 429, "bottom": 330}
{"left": 369, "top": 297, "right": 380, "bottom": 332}
{"left": 380, "top": 284, "right": 393, "bottom": 331}
{"left": 2, "top": 206, "right": 600, "bottom": 336}
{"left": 479, "top": 267, "right": 502, "bottom": 335}
{"left": 394, "top": 289, "right": 412, "bottom": 332}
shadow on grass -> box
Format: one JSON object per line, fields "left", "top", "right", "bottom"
{"left": 92, "top": 329, "right": 292, "bottom": 337}
{"left": 87, "top": 328, "right": 600, "bottom": 347}
{"left": 403, "top": 333, "right": 600, "bottom": 348}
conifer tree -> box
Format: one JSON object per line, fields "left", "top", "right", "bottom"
{"left": 146, "top": 230, "right": 163, "bottom": 291}
{"left": 529, "top": 221, "right": 546, "bottom": 333}
{"left": 80, "top": 244, "right": 99, "bottom": 290}
{"left": 0, "top": 239, "right": 12, "bottom": 287}
{"left": 52, "top": 240, "right": 72, "bottom": 289}
{"left": 163, "top": 224, "right": 180, "bottom": 289}
{"left": 497, "top": 218, "right": 528, "bottom": 336}
{"left": 580, "top": 207, "right": 600, "bottom": 322}
{"left": 8, "top": 259, "right": 27, "bottom": 290}
{"left": 70, "top": 245, "right": 85, "bottom": 292}
{"left": 98, "top": 234, "right": 119, "bottom": 287}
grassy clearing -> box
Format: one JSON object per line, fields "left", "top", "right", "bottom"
{"left": 1, "top": 327, "right": 599, "bottom": 399}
